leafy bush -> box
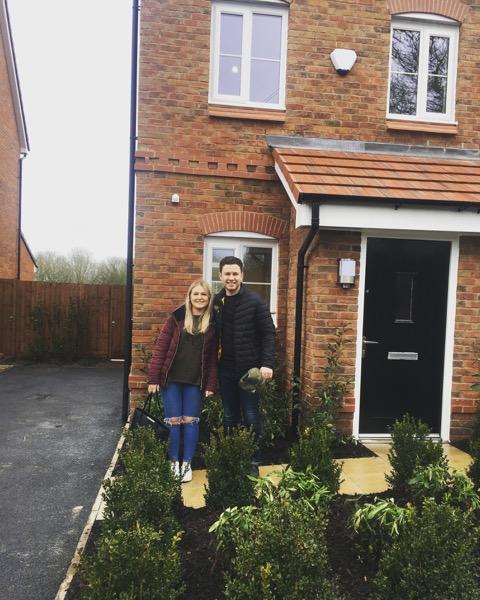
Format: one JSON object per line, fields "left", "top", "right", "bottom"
{"left": 259, "top": 377, "right": 291, "bottom": 447}
{"left": 222, "top": 498, "right": 343, "bottom": 600}
{"left": 386, "top": 414, "right": 447, "bottom": 497}
{"left": 203, "top": 427, "right": 257, "bottom": 511}
{"left": 102, "top": 428, "right": 180, "bottom": 538}
{"left": 210, "top": 468, "right": 331, "bottom": 567}
{"left": 373, "top": 498, "right": 480, "bottom": 600}
{"left": 201, "top": 393, "right": 224, "bottom": 433}
{"left": 288, "top": 424, "right": 342, "bottom": 494}
{"left": 351, "top": 497, "right": 413, "bottom": 564}
{"left": 305, "top": 325, "right": 351, "bottom": 431}
{"left": 409, "top": 463, "right": 480, "bottom": 512}
{"left": 80, "top": 523, "right": 184, "bottom": 600}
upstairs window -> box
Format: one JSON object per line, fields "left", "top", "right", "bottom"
{"left": 209, "top": 1, "right": 288, "bottom": 109}
{"left": 387, "top": 15, "right": 459, "bottom": 123}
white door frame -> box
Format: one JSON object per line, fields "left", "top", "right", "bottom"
{"left": 352, "top": 230, "right": 459, "bottom": 441}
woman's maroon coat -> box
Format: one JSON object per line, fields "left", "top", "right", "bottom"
{"left": 147, "top": 305, "right": 218, "bottom": 393}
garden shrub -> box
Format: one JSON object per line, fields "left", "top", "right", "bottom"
{"left": 102, "top": 428, "right": 180, "bottom": 538}
{"left": 288, "top": 424, "right": 342, "bottom": 494}
{"left": 386, "top": 414, "right": 447, "bottom": 498}
{"left": 307, "top": 325, "right": 351, "bottom": 431}
{"left": 200, "top": 393, "right": 224, "bottom": 443}
{"left": 210, "top": 468, "right": 332, "bottom": 567}
{"left": 373, "top": 498, "right": 480, "bottom": 600}
{"left": 203, "top": 427, "right": 257, "bottom": 511}
{"left": 222, "top": 498, "right": 343, "bottom": 600}
{"left": 409, "top": 463, "right": 480, "bottom": 512}
{"left": 259, "top": 377, "right": 291, "bottom": 448}
{"left": 350, "top": 497, "right": 414, "bottom": 565}
{"left": 80, "top": 522, "right": 184, "bottom": 600}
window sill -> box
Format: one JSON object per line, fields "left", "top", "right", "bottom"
{"left": 386, "top": 119, "right": 458, "bottom": 135}
{"left": 208, "top": 104, "right": 286, "bottom": 122}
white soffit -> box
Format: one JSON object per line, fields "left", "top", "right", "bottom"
{"left": 294, "top": 202, "right": 480, "bottom": 234}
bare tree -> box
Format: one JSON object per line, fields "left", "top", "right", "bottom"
{"left": 35, "top": 249, "right": 126, "bottom": 284}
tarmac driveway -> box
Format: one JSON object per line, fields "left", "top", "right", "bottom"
{"left": 0, "top": 364, "right": 124, "bottom": 600}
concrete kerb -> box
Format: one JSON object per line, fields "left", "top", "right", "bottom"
{"left": 54, "top": 422, "right": 130, "bottom": 600}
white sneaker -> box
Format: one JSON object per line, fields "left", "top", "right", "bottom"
{"left": 181, "top": 462, "right": 192, "bottom": 483}
{"left": 170, "top": 461, "right": 180, "bottom": 478}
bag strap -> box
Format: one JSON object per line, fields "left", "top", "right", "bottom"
{"left": 143, "top": 391, "right": 160, "bottom": 413}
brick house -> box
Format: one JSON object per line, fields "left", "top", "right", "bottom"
{"left": 131, "top": 0, "right": 480, "bottom": 440}
{"left": 0, "top": 0, "right": 34, "bottom": 281}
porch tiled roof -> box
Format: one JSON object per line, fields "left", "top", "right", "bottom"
{"left": 272, "top": 147, "right": 480, "bottom": 206}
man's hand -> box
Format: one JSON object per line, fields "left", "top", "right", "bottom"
{"left": 260, "top": 367, "right": 273, "bottom": 381}
{"left": 148, "top": 384, "right": 160, "bottom": 394}
{"left": 205, "top": 390, "right": 214, "bottom": 397}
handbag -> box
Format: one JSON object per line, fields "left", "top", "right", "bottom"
{"left": 131, "top": 392, "right": 170, "bottom": 442}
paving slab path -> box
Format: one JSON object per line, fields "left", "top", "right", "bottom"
{"left": 0, "top": 364, "right": 124, "bottom": 600}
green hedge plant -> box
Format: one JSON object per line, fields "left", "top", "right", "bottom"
{"left": 102, "top": 428, "right": 180, "bottom": 538}
{"left": 80, "top": 522, "right": 184, "bottom": 600}
{"left": 203, "top": 427, "right": 257, "bottom": 511}
{"left": 373, "top": 498, "right": 480, "bottom": 600}
{"left": 223, "top": 498, "right": 343, "bottom": 600}
{"left": 288, "top": 424, "right": 342, "bottom": 494}
{"left": 386, "top": 414, "right": 447, "bottom": 498}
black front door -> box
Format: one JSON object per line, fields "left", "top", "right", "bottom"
{"left": 359, "top": 238, "right": 450, "bottom": 434}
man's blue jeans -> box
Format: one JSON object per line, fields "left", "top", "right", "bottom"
{"left": 219, "top": 367, "right": 261, "bottom": 462}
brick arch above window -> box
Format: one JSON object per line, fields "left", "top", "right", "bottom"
{"left": 199, "top": 212, "right": 288, "bottom": 239}
{"left": 387, "top": 0, "right": 468, "bottom": 22}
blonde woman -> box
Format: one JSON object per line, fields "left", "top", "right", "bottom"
{"left": 148, "top": 280, "right": 217, "bottom": 482}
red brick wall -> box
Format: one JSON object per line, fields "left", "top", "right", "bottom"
{"left": 136, "top": 0, "right": 480, "bottom": 437}
{"left": 451, "top": 236, "right": 480, "bottom": 439}
{"left": 138, "top": 0, "right": 480, "bottom": 166}
{"left": 0, "top": 30, "right": 20, "bottom": 280}
{"left": 130, "top": 172, "right": 290, "bottom": 397}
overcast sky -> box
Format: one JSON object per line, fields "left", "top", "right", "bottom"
{"left": 8, "top": 0, "right": 132, "bottom": 260}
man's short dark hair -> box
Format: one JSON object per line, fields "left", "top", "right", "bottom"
{"left": 219, "top": 256, "right": 243, "bottom": 273}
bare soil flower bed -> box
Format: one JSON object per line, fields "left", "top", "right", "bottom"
{"left": 66, "top": 493, "right": 380, "bottom": 600}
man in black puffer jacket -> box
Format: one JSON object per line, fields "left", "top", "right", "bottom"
{"left": 213, "top": 256, "right": 275, "bottom": 469}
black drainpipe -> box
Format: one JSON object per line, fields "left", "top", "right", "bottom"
{"left": 291, "top": 202, "right": 319, "bottom": 431}
{"left": 16, "top": 154, "right": 26, "bottom": 279}
{"left": 122, "top": 0, "right": 140, "bottom": 423}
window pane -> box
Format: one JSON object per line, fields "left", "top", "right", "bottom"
{"left": 427, "top": 75, "right": 447, "bottom": 113}
{"left": 250, "top": 59, "right": 280, "bottom": 103}
{"left": 243, "top": 247, "right": 272, "bottom": 283}
{"left": 251, "top": 14, "right": 282, "bottom": 60}
{"left": 219, "top": 56, "right": 242, "bottom": 95}
{"left": 220, "top": 13, "right": 243, "bottom": 55}
{"left": 244, "top": 283, "right": 271, "bottom": 307}
{"left": 394, "top": 272, "right": 415, "bottom": 323}
{"left": 389, "top": 72, "right": 418, "bottom": 115}
{"left": 429, "top": 36, "right": 449, "bottom": 76}
{"left": 391, "top": 29, "right": 420, "bottom": 74}
{"left": 211, "top": 248, "right": 235, "bottom": 281}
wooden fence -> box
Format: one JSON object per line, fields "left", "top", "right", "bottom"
{"left": 0, "top": 279, "right": 126, "bottom": 359}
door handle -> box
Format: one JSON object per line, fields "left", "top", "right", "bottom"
{"left": 362, "top": 336, "right": 379, "bottom": 358}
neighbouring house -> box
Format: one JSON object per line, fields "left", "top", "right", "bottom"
{"left": 0, "top": 0, "right": 34, "bottom": 280}
{"left": 131, "top": 0, "right": 480, "bottom": 441}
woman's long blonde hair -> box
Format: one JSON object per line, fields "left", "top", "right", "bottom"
{"left": 184, "top": 279, "right": 213, "bottom": 334}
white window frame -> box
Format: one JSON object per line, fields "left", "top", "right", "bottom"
{"left": 386, "top": 14, "right": 459, "bottom": 123}
{"left": 209, "top": 1, "right": 289, "bottom": 110}
{"left": 204, "top": 233, "right": 279, "bottom": 321}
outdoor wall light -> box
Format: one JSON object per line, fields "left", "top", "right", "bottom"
{"left": 338, "top": 258, "right": 356, "bottom": 288}
{"left": 330, "top": 49, "right": 357, "bottom": 76}
{"left": 171, "top": 193, "right": 180, "bottom": 204}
